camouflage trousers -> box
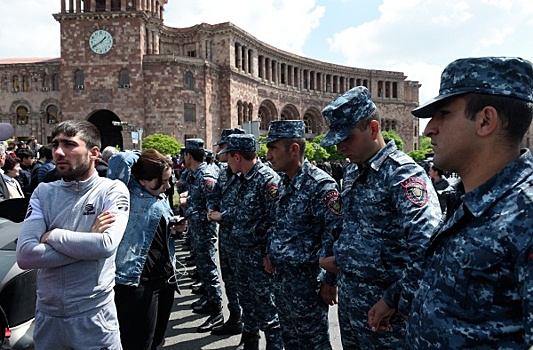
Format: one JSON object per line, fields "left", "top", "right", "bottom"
{"left": 273, "top": 266, "right": 332, "bottom": 350}
{"left": 338, "top": 273, "right": 406, "bottom": 350}
{"left": 218, "top": 227, "right": 241, "bottom": 314}
{"left": 189, "top": 220, "right": 222, "bottom": 304}
{"left": 235, "top": 246, "right": 284, "bottom": 350}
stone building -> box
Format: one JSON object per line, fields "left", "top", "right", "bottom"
{"left": 0, "top": 0, "right": 430, "bottom": 152}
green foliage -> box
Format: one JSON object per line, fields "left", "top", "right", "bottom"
{"left": 142, "top": 133, "right": 182, "bottom": 156}
{"left": 382, "top": 130, "right": 403, "bottom": 151}
{"left": 257, "top": 136, "right": 268, "bottom": 157}
{"left": 408, "top": 149, "right": 428, "bottom": 162}
{"left": 303, "top": 141, "right": 316, "bottom": 160}
{"left": 419, "top": 135, "right": 432, "bottom": 153}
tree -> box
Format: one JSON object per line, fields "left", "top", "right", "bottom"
{"left": 382, "top": 130, "right": 403, "bottom": 151}
{"left": 142, "top": 133, "right": 182, "bottom": 156}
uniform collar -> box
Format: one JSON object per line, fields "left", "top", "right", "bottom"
{"left": 461, "top": 149, "right": 533, "bottom": 218}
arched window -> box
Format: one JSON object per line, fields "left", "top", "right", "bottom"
{"left": 16, "top": 106, "right": 29, "bottom": 125}
{"left": 22, "top": 75, "right": 31, "bottom": 92}
{"left": 237, "top": 101, "right": 243, "bottom": 125}
{"left": 185, "top": 71, "right": 194, "bottom": 90}
{"left": 12, "top": 75, "right": 20, "bottom": 92}
{"left": 119, "top": 68, "right": 130, "bottom": 88}
{"left": 42, "top": 74, "right": 51, "bottom": 91}
{"left": 75, "top": 69, "right": 84, "bottom": 89}
{"left": 248, "top": 103, "right": 253, "bottom": 122}
{"left": 46, "top": 105, "right": 59, "bottom": 124}
{"left": 52, "top": 74, "right": 60, "bottom": 91}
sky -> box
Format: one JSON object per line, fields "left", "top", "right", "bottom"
{"left": 1, "top": 0, "right": 533, "bottom": 132}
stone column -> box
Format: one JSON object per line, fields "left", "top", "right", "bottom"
{"left": 69, "top": 0, "right": 74, "bottom": 13}
{"left": 76, "top": 0, "right": 81, "bottom": 12}
{"left": 61, "top": 0, "right": 66, "bottom": 13}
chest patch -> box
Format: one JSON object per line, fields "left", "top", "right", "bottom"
{"left": 401, "top": 177, "right": 428, "bottom": 207}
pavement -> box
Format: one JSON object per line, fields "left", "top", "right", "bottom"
{"left": 160, "top": 233, "right": 342, "bottom": 349}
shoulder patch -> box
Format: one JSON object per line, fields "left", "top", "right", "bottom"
{"left": 401, "top": 177, "right": 429, "bottom": 207}
{"left": 265, "top": 182, "right": 279, "bottom": 200}
{"left": 203, "top": 178, "right": 216, "bottom": 192}
{"left": 322, "top": 189, "right": 342, "bottom": 216}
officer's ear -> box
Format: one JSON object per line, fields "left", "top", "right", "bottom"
{"left": 290, "top": 143, "right": 299, "bottom": 157}
{"left": 369, "top": 120, "right": 380, "bottom": 140}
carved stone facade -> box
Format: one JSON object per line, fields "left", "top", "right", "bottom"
{"left": 0, "top": 0, "right": 435, "bottom": 152}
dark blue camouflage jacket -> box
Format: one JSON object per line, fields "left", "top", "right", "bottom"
{"left": 333, "top": 141, "right": 441, "bottom": 314}
{"left": 184, "top": 162, "right": 220, "bottom": 222}
{"left": 222, "top": 161, "right": 279, "bottom": 248}
{"left": 268, "top": 159, "right": 342, "bottom": 268}
{"left": 406, "top": 149, "right": 533, "bottom": 349}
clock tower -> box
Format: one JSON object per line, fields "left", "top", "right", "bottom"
{"left": 53, "top": 0, "right": 167, "bottom": 149}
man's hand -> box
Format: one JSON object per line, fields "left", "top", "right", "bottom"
{"left": 319, "top": 256, "right": 340, "bottom": 274}
{"left": 368, "top": 298, "right": 395, "bottom": 333}
{"left": 320, "top": 282, "right": 338, "bottom": 305}
{"left": 207, "top": 210, "right": 222, "bottom": 222}
{"left": 40, "top": 231, "right": 52, "bottom": 244}
{"left": 169, "top": 217, "right": 188, "bottom": 233}
{"left": 91, "top": 211, "right": 115, "bottom": 234}
{"left": 263, "top": 254, "right": 274, "bottom": 274}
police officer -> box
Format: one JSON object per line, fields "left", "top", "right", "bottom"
{"left": 208, "top": 134, "right": 283, "bottom": 350}
{"left": 263, "top": 120, "right": 342, "bottom": 349}
{"left": 406, "top": 57, "right": 533, "bottom": 349}
{"left": 319, "top": 86, "right": 442, "bottom": 349}
{"left": 181, "top": 138, "right": 224, "bottom": 332}
{"left": 210, "top": 128, "right": 246, "bottom": 335}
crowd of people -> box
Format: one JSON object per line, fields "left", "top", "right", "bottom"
{"left": 7, "top": 54, "right": 533, "bottom": 350}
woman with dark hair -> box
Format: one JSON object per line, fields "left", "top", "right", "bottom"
{"left": 428, "top": 163, "right": 450, "bottom": 212}
{"left": 107, "top": 149, "right": 186, "bottom": 350}
{"left": 2, "top": 155, "right": 24, "bottom": 198}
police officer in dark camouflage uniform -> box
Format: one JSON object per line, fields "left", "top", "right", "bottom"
{"left": 209, "top": 134, "right": 283, "bottom": 350}
{"left": 210, "top": 128, "right": 246, "bottom": 336}
{"left": 406, "top": 57, "right": 533, "bottom": 349}
{"left": 263, "top": 120, "right": 342, "bottom": 349}
{"left": 319, "top": 86, "right": 442, "bottom": 349}
{"left": 182, "top": 138, "right": 224, "bottom": 332}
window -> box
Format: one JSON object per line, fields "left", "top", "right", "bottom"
{"left": 237, "top": 101, "right": 243, "bottom": 125}
{"left": 16, "top": 106, "right": 28, "bottom": 125}
{"left": 22, "top": 75, "right": 31, "bottom": 92}
{"left": 185, "top": 71, "right": 194, "bottom": 90}
{"left": 74, "top": 69, "right": 84, "bottom": 89}
{"left": 52, "top": 74, "right": 60, "bottom": 91}
{"left": 12, "top": 75, "right": 20, "bottom": 92}
{"left": 119, "top": 68, "right": 130, "bottom": 88}
{"left": 111, "top": 0, "right": 121, "bottom": 11}
{"left": 42, "top": 74, "right": 51, "bottom": 91}
{"left": 46, "top": 105, "right": 59, "bottom": 124}
{"left": 184, "top": 103, "right": 196, "bottom": 122}
{"left": 96, "top": 0, "right": 105, "bottom": 11}
{"left": 187, "top": 50, "right": 196, "bottom": 57}
{"left": 184, "top": 134, "right": 197, "bottom": 143}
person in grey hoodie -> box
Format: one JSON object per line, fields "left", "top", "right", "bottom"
{"left": 16, "top": 120, "right": 130, "bottom": 350}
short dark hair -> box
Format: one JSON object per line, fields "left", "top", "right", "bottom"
{"left": 40, "top": 144, "right": 53, "bottom": 160}
{"left": 280, "top": 138, "right": 306, "bottom": 159}
{"left": 229, "top": 150, "right": 256, "bottom": 161}
{"left": 355, "top": 109, "right": 380, "bottom": 131}
{"left": 131, "top": 149, "right": 171, "bottom": 190}
{"left": 430, "top": 163, "right": 446, "bottom": 177}
{"left": 15, "top": 148, "right": 34, "bottom": 160}
{"left": 185, "top": 149, "right": 205, "bottom": 162}
{"left": 464, "top": 93, "right": 533, "bottom": 144}
{"left": 51, "top": 120, "right": 102, "bottom": 150}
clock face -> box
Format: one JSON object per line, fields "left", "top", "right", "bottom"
{"left": 89, "top": 29, "right": 113, "bottom": 55}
